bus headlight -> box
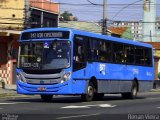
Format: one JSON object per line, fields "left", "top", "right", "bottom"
{"left": 61, "top": 72, "right": 71, "bottom": 83}
{"left": 17, "top": 73, "right": 26, "bottom": 83}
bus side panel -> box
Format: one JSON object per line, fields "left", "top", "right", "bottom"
{"left": 85, "top": 63, "right": 154, "bottom": 93}
{"left": 72, "top": 68, "right": 89, "bottom": 94}
{"left": 71, "top": 80, "right": 88, "bottom": 94}
{"left": 97, "top": 80, "right": 132, "bottom": 93}
{"left": 83, "top": 63, "right": 133, "bottom": 93}
{"left": 138, "top": 81, "right": 153, "bottom": 92}
{"left": 136, "top": 65, "right": 154, "bottom": 92}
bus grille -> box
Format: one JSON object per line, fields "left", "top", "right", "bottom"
{"left": 20, "top": 71, "right": 65, "bottom": 85}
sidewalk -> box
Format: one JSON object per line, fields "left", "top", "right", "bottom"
{"left": 4, "top": 84, "right": 16, "bottom": 91}
{"left": 0, "top": 84, "right": 16, "bottom": 97}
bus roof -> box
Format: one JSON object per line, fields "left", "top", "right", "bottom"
{"left": 22, "top": 27, "right": 152, "bottom": 48}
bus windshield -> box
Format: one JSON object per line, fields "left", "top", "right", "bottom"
{"left": 18, "top": 40, "right": 71, "bottom": 70}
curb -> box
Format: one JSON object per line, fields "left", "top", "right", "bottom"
{"left": 0, "top": 93, "right": 34, "bottom": 99}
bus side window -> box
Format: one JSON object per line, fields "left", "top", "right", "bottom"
{"left": 99, "top": 40, "right": 112, "bottom": 62}
{"left": 124, "top": 45, "right": 135, "bottom": 64}
{"left": 73, "top": 35, "right": 86, "bottom": 71}
{"left": 144, "top": 48, "right": 152, "bottom": 66}
{"left": 135, "top": 46, "right": 145, "bottom": 65}
{"left": 113, "top": 43, "right": 124, "bottom": 63}
{"left": 74, "top": 46, "right": 82, "bottom": 62}
{"left": 87, "top": 38, "right": 99, "bottom": 61}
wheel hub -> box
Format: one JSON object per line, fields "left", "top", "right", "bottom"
{"left": 88, "top": 86, "right": 93, "bottom": 97}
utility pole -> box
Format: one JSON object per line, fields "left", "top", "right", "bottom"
{"left": 41, "top": 0, "right": 44, "bottom": 27}
{"left": 24, "top": 0, "right": 31, "bottom": 29}
{"left": 102, "top": 0, "right": 107, "bottom": 35}
{"left": 58, "top": 0, "right": 61, "bottom": 27}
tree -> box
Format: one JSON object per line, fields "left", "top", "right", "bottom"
{"left": 60, "top": 11, "right": 78, "bottom": 21}
{"left": 73, "top": 17, "right": 78, "bottom": 21}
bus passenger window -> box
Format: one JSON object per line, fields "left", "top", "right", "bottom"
{"left": 74, "top": 46, "right": 82, "bottom": 62}
{"left": 135, "top": 47, "right": 145, "bottom": 65}
{"left": 87, "top": 38, "right": 99, "bottom": 61}
{"left": 73, "top": 35, "right": 86, "bottom": 71}
{"left": 124, "top": 45, "right": 135, "bottom": 64}
{"left": 144, "top": 48, "right": 152, "bottom": 66}
{"left": 113, "top": 43, "right": 124, "bottom": 63}
{"left": 99, "top": 41, "right": 112, "bottom": 62}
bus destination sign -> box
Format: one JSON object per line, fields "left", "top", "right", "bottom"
{"left": 21, "top": 31, "right": 70, "bottom": 40}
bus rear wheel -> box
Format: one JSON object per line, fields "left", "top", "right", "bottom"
{"left": 121, "top": 81, "right": 138, "bottom": 99}
{"left": 41, "top": 95, "right": 53, "bottom": 102}
{"left": 81, "top": 82, "right": 95, "bottom": 102}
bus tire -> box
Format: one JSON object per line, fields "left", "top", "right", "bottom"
{"left": 41, "top": 95, "right": 53, "bottom": 102}
{"left": 121, "top": 81, "right": 138, "bottom": 99}
{"left": 81, "top": 82, "right": 95, "bottom": 102}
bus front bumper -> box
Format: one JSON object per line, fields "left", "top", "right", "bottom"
{"left": 16, "top": 80, "right": 71, "bottom": 95}
{"left": 16, "top": 79, "right": 87, "bottom": 95}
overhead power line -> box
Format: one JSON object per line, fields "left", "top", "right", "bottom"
{"left": 111, "top": 0, "right": 143, "bottom": 20}
{"left": 86, "top": 0, "right": 102, "bottom": 6}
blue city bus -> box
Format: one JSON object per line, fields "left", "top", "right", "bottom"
{"left": 16, "top": 28, "right": 154, "bottom": 102}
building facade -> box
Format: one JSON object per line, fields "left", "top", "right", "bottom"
{"left": 29, "top": 0, "right": 59, "bottom": 28}
{"left": 0, "top": 0, "right": 24, "bottom": 30}
{"left": 112, "top": 17, "right": 160, "bottom": 41}
{"left": 112, "top": 21, "right": 143, "bottom": 41}
{"left": 0, "top": 0, "right": 59, "bottom": 85}
{"left": 156, "top": 17, "right": 160, "bottom": 31}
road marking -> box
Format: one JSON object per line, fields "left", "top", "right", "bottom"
{"left": 157, "top": 107, "right": 160, "bottom": 109}
{"left": 56, "top": 113, "right": 101, "bottom": 119}
{"left": 98, "top": 104, "right": 116, "bottom": 108}
{"left": 61, "top": 106, "right": 90, "bottom": 109}
{"left": 0, "top": 102, "right": 30, "bottom": 105}
{"left": 0, "top": 103, "right": 17, "bottom": 105}
{"left": 0, "top": 108, "right": 3, "bottom": 110}
{"left": 61, "top": 104, "right": 116, "bottom": 109}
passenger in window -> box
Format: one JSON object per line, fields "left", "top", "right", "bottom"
{"left": 74, "top": 56, "right": 80, "bottom": 62}
{"left": 100, "top": 56, "right": 105, "bottom": 61}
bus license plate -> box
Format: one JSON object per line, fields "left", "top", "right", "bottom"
{"left": 37, "top": 87, "right": 46, "bottom": 91}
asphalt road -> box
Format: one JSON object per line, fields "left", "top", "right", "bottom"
{"left": 0, "top": 92, "right": 160, "bottom": 120}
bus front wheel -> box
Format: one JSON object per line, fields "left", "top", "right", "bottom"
{"left": 41, "top": 95, "right": 53, "bottom": 102}
{"left": 121, "top": 81, "right": 138, "bottom": 99}
{"left": 81, "top": 82, "right": 95, "bottom": 102}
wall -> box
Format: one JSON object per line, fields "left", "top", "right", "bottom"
{"left": 0, "top": 0, "right": 24, "bottom": 30}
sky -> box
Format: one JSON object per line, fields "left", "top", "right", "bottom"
{"left": 53, "top": 0, "right": 160, "bottom": 22}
